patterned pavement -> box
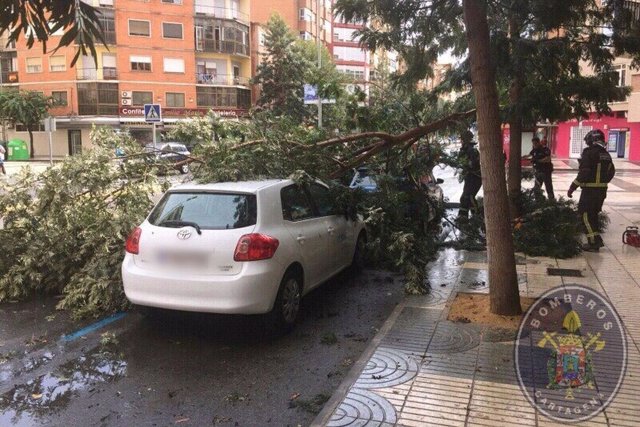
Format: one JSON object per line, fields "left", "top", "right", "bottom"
{"left": 314, "top": 164, "right": 640, "bottom": 427}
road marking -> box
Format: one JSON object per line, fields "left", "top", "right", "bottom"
{"left": 61, "top": 312, "right": 127, "bottom": 342}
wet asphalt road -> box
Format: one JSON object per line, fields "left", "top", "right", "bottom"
{"left": 0, "top": 269, "right": 405, "bottom": 426}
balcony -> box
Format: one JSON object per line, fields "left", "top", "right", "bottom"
{"left": 196, "top": 73, "right": 249, "bottom": 87}
{"left": 197, "top": 39, "right": 249, "bottom": 56}
{"left": 0, "top": 71, "right": 18, "bottom": 84}
{"left": 76, "top": 67, "right": 118, "bottom": 81}
{"left": 77, "top": 82, "right": 119, "bottom": 116}
{"left": 194, "top": 3, "right": 249, "bottom": 23}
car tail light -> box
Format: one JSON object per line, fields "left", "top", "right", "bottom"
{"left": 234, "top": 234, "right": 279, "bottom": 261}
{"left": 125, "top": 227, "right": 142, "bottom": 254}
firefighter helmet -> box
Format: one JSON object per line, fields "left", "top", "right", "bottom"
{"left": 584, "top": 129, "right": 605, "bottom": 146}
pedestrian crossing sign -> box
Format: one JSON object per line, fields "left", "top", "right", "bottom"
{"left": 144, "top": 104, "right": 162, "bottom": 122}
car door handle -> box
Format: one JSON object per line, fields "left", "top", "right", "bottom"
{"left": 327, "top": 226, "right": 335, "bottom": 234}
{"left": 296, "top": 235, "right": 306, "bottom": 244}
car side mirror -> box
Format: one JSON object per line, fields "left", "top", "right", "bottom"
{"left": 436, "top": 178, "right": 444, "bottom": 184}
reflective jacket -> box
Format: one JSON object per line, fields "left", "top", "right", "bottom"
{"left": 569, "top": 144, "right": 615, "bottom": 191}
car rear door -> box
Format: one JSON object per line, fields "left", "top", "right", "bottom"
{"left": 280, "top": 184, "right": 331, "bottom": 289}
{"left": 306, "top": 183, "right": 350, "bottom": 274}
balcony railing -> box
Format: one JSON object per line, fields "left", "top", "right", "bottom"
{"left": 194, "top": 4, "right": 249, "bottom": 22}
{"left": 0, "top": 71, "right": 18, "bottom": 84}
{"left": 196, "top": 73, "right": 250, "bottom": 87}
{"left": 76, "top": 67, "right": 118, "bottom": 80}
{"left": 197, "top": 39, "right": 249, "bottom": 56}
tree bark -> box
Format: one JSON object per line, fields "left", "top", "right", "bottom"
{"left": 463, "top": 0, "right": 522, "bottom": 315}
{"left": 507, "top": 15, "right": 524, "bottom": 219}
{"left": 28, "top": 128, "right": 34, "bottom": 159}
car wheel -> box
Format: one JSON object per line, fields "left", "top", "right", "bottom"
{"left": 179, "top": 164, "right": 189, "bottom": 174}
{"left": 269, "top": 270, "right": 302, "bottom": 333}
{"left": 350, "top": 232, "right": 367, "bottom": 273}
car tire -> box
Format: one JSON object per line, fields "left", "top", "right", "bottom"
{"left": 268, "top": 269, "right": 302, "bottom": 333}
{"left": 350, "top": 232, "right": 367, "bottom": 273}
{"left": 179, "top": 164, "right": 189, "bottom": 174}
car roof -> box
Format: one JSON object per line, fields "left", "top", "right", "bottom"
{"left": 170, "top": 179, "right": 291, "bottom": 194}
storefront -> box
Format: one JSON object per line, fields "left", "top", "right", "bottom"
{"left": 555, "top": 113, "right": 640, "bottom": 161}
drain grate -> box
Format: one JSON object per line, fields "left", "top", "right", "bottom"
{"left": 547, "top": 268, "right": 583, "bottom": 277}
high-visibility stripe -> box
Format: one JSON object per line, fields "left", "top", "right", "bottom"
{"left": 582, "top": 212, "right": 599, "bottom": 241}
{"left": 573, "top": 179, "right": 582, "bottom": 186}
{"left": 583, "top": 183, "right": 608, "bottom": 188}
{"left": 596, "top": 163, "right": 601, "bottom": 184}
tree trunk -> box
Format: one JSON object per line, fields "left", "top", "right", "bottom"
{"left": 507, "top": 15, "right": 524, "bottom": 219}
{"left": 28, "top": 128, "right": 34, "bottom": 159}
{"left": 462, "top": 0, "right": 522, "bottom": 315}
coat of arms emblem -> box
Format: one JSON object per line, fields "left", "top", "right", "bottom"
{"left": 538, "top": 310, "right": 605, "bottom": 399}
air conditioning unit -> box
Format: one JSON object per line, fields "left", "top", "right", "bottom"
{"left": 121, "top": 99, "right": 132, "bottom": 105}
{"left": 121, "top": 91, "right": 131, "bottom": 98}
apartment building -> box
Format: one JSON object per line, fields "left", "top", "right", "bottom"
{"left": 3, "top": 0, "right": 252, "bottom": 157}
{"left": 249, "top": 0, "right": 333, "bottom": 103}
{"left": 0, "top": 0, "right": 394, "bottom": 158}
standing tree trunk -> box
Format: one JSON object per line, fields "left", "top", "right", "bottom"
{"left": 507, "top": 15, "right": 524, "bottom": 219}
{"left": 463, "top": 0, "right": 522, "bottom": 315}
{"left": 28, "top": 128, "right": 35, "bottom": 159}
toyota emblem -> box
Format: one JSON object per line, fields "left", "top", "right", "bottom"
{"left": 177, "top": 229, "right": 192, "bottom": 240}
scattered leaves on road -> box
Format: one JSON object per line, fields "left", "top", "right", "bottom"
{"left": 320, "top": 332, "right": 338, "bottom": 345}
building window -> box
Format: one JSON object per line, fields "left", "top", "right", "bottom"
{"left": 132, "top": 91, "right": 153, "bottom": 106}
{"left": 129, "top": 20, "right": 150, "bottom": 37}
{"left": 78, "top": 82, "right": 119, "bottom": 116}
{"left": 26, "top": 57, "right": 42, "bottom": 73}
{"left": 162, "top": 22, "right": 183, "bottom": 39}
{"left": 161, "top": 0, "right": 182, "bottom": 3}
{"left": 130, "top": 55, "right": 152, "bottom": 71}
{"left": 52, "top": 91, "right": 68, "bottom": 106}
{"left": 614, "top": 64, "right": 627, "bottom": 87}
{"left": 163, "top": 57, "right": 185, "bottom": 73}
{"left": 166, "top": 92, "right": 185, "bottom": 107}
{"left": 16, "top": 123, "right": 45, "bottom": 132}
{"left": 299, "top": 8, "right": 314, "bottom": 22}
{"left": 333, "top": 46, "right": 366, "bottom": 62}
{"left": 49, "top": 55, "right": 66, "bottom": 72}
{"left": 196, "top": 86, "right": 251, "bottom": 109}
{"left": 299, "top": 31, "right": 312, "bottom": 40}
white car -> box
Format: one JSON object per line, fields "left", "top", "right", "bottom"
{"left": 122, "top": 179, "right": 366, "bottom": 330}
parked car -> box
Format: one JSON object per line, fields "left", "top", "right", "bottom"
{"left": 122, "top": 179, "right": 367, "bottom": 331}
{"left": 349, "top": 166, "right": 444, "bottom": 222}
{"left": 143, "top": 142, "right": 191, "bottom": 174}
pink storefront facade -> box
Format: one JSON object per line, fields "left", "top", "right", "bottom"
{"left": 554, "top": 113, "right": 640, "bottom": 161}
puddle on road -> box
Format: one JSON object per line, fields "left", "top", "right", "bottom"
{"left": 0, "top": 349, "right": 126, "bottom": 425}
{"left": 0, "top": 351, "right": 55, "bottom": 384}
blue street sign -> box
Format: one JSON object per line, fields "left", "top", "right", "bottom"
{"left": 303, "top": 84, "right": 318, "bottom": 104}
{"left": 144, "top": 104, "right": 162, "bottom": 122}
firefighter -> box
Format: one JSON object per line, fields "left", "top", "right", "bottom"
{"left": 530, "top": 136, "right": 555, "bottom": 201}
{"left": 567, "top": 129, "right": 616, "bottom": 252}
{"left": 457, "top": 130, "right": 482, "bottom": 221}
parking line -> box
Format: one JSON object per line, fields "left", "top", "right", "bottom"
{"left": 61, "top": 312, "right": 127, "bottom": 342}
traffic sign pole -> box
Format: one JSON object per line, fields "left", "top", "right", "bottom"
{"left": 153, "top": 122, "right": 157, "bottom": 145}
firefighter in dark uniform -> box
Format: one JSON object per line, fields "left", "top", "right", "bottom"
{"left": 457, "top": 130, "right": 482, "bottom": 221}
{"left": 567, "top": 129, "right": 616, "bottom": 252}
{"left": 530, "top": 136, "right": 555, "bottom": 201}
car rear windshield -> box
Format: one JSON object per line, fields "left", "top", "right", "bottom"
{"left": 148, "top": 192, "right": 257, "bottom": 230}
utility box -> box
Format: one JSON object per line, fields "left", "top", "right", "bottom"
{"left": 7, "top": 139, "right": 29, "bottom": 160}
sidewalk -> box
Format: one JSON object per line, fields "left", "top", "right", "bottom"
{"left": 552, "top": 158, "right": 640, "bottom": 172}
{"left": 314, "top": 203, "right": 640, "bottom": 425}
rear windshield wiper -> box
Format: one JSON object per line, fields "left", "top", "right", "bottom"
{"left": 158, "top": 220, "right": 202, "bottom": 235}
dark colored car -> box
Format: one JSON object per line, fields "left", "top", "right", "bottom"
{"left": 144, "top": 142, "right": 191, "bottom": 174}
{"left": 349, "top": 166, "right": 445, "bottom": 222}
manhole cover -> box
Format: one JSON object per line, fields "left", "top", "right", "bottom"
{"left": 547, "top": 268, "right": 582, "bottom": 277}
